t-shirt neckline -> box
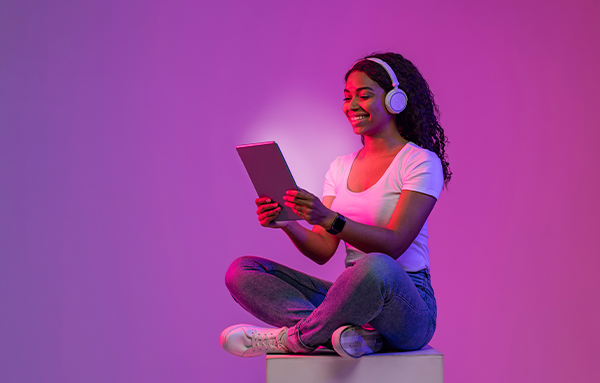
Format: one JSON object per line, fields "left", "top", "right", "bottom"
{"left": 345, "top": 142, "right": 414, "bottom": 194}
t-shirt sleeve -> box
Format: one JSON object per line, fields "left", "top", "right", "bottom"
{"left": 322, "top": 157, "right": 341, "bottom": 198}
{"left": 401, "top": 149, "right": 444, "bottom": 199}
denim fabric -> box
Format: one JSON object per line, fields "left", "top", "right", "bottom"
{"left": 225, "top": 253, "right": 436, "bottom": 352}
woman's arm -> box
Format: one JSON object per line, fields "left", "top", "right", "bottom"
{"left": 281, "top": 195, "right": 341, "bottom": 264}
{"left": 338, "top": 191, "right": 436, "bottom": 258}
{"left": 283, "top": 189, "right": 436, "bottom": 260}
{"left": 255, "top": 196, "right": 340, "bottom": 264}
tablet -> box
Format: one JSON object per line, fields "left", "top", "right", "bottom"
{"left": 236, "top": 141, "right": 302, "bottom": 221}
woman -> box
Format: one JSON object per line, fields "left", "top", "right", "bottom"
{"left": 220, "top": 52, "right": 451, "bottom": 358}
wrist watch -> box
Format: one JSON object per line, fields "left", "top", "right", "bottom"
{"left": 326, "top": 213, "right": 346, "bottom": 235}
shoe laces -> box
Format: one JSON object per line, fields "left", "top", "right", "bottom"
{"left": 250, "top": 328, "right": 287, "bottom": 353}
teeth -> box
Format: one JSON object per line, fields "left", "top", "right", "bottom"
{"left": 350, "top": 116, "right": 367, "bottom": 121}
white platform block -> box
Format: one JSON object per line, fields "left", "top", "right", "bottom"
{"left": 266, "top": 346, "right": 443, "bottom": 383}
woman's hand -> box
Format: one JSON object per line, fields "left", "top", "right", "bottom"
{"left": 283, "top": 189, "right": 337, "bottom": 229}
{"left": 255, "top": 197, "right": 290, "bottom": 229}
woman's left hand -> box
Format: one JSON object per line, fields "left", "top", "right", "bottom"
{"left": 283, "top": 189, "right": 337, "bottom": 228}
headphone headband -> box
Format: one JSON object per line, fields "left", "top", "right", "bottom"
{"left": 366, "top": 57, "right": 400, "bottom": 88}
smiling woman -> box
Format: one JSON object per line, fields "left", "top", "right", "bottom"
{"left": 344, "top": 71, "right": 396, "bottom": 137}
{"left": 220, "top": 52, "right": 451, "bottom": 359}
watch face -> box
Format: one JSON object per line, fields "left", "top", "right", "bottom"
{"left": 329, "top": 214, "right": 346, "bottom": 234}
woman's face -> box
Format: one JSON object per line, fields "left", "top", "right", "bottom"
{"left": 343, "top": 71, "right": 395, "bottom": 138}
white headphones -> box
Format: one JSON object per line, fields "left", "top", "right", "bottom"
{"left": 364, "top": 57, "right": 408, "bottom": 114}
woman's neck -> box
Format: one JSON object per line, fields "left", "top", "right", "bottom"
{"left": 362, "top": 133, "right": 408, "bottom": 157}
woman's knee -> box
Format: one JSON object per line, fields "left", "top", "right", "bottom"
{"left": 355, "top": 253, "right": 400, "bottom": 276}
{"left": 347, "top": 253, "right": 405, "bottom": 289}
{"left": 225, "top": 256, "right": 263, "bottom": 292}
{"left": 225, "top": 255, "right": 275, "bottom": 292}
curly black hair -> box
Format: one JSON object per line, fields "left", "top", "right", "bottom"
{"left": 346, "top": 52, "right": 451, "bottom": 187}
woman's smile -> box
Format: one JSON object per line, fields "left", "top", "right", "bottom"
{"left": 348, "top": 114, "right": 369, "bottom": 125}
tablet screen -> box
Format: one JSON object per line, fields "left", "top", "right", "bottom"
{"left": 236, "top": 141, "right": 302, "bottom": 221}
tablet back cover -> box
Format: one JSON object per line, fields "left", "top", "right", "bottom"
{"left": 236, "top": 142, "right": 302, "bottom": 221}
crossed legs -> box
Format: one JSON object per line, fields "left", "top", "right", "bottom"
{"left": 224, "top": 253, "right": 436, "bottom": 352}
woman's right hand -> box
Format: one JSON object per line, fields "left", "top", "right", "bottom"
{"left": 255, "top": 197, "right": 289, "bottom": 229}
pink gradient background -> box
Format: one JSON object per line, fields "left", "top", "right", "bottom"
{"left": 1, "top": 0, "right": 599, "bottom": 382}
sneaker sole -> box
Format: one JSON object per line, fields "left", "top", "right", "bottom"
{"left": 332, "top": 325, "right": 383, "bottom": 358}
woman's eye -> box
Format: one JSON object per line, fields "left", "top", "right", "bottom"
{"left": 343, "top": 97, "right": 351, "bottom": 102}
{"left": 359, "top": 96, "right": 370, "bottom": 100}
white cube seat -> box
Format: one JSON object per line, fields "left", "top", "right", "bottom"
{"left": 266, "top": 345, "right": 443, "bottom": 383}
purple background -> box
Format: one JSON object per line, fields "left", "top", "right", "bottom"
{"left": 2, "top": 0, "right": 599, "bottom": 382}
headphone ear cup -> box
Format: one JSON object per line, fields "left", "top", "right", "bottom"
{"left": 385, "top": 88, "right": 408, "bottom": 114}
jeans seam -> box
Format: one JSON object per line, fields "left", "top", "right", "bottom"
{"left": 390, "top": 292, "right": 429, "bottom": 314}
{"left": 417, "top": 321, "right": 436, "bottom": 349}
{"left": 271, "top": 270, "right": 330, "bottom": 296}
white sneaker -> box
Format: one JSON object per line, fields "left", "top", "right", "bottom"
{"left": 331, "top": 325, "right": 383, "bottom": 358}
{"left": 220, "top": 324, "right": 290, "bottom": 357}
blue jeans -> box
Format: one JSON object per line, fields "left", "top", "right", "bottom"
{"left": 225, "top": 253, "right": 436, "bottom": 351}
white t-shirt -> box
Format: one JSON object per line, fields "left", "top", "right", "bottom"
{"left": 323, "top": 142, "right": 444, "bottom": 271}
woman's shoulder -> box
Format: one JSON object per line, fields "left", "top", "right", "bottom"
{"left": 394, "top": 142, "right": 444, "bottom": 196}
{"left": 398, "top": 142, "right": 441, "bottom": 166}
{"left": 329, "top": 150, "right": 360, "bottom": 170}
{"left": 393, "top": 142, "right": 443, "bottom": 183}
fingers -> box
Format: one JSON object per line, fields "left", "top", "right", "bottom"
{"left": 255, "top": 197, "right": 273, "bottom": 207}
{"left": 253, "top": 197, "right": 281, "bottom": 227}
{"left": 283, "top": 189, "right": 332, "bottom": 226}
{"left": 284, "top": 192, "right": 316, "bottom": 210}
{"left": 283, "top": 199, "right": 312, "bottom": 211}
{"left": 255, "top": 195, "right": 309, "bottom": 221}
{"left": 256, "top": 198, "right": 282, "bottom": 215}
{"left": 254, "top": 192, "right": 319, "bottom": 225}
{"left": 256, "top": 201, "right": 280, "bottom": 214}
{"left": 285, "top": 203, "right": 306, "bottom": 216}
{"left": 258, "top": 205, "right": 281, "bottom": 217}
{"left": 259, "top": 207, "right": 281, "bottom": 223}
{"left": 258, "top": 205, "right": 283, "bottom": 227}
{"left": 285, "top": 189, "right": 312, "bottom": 200}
